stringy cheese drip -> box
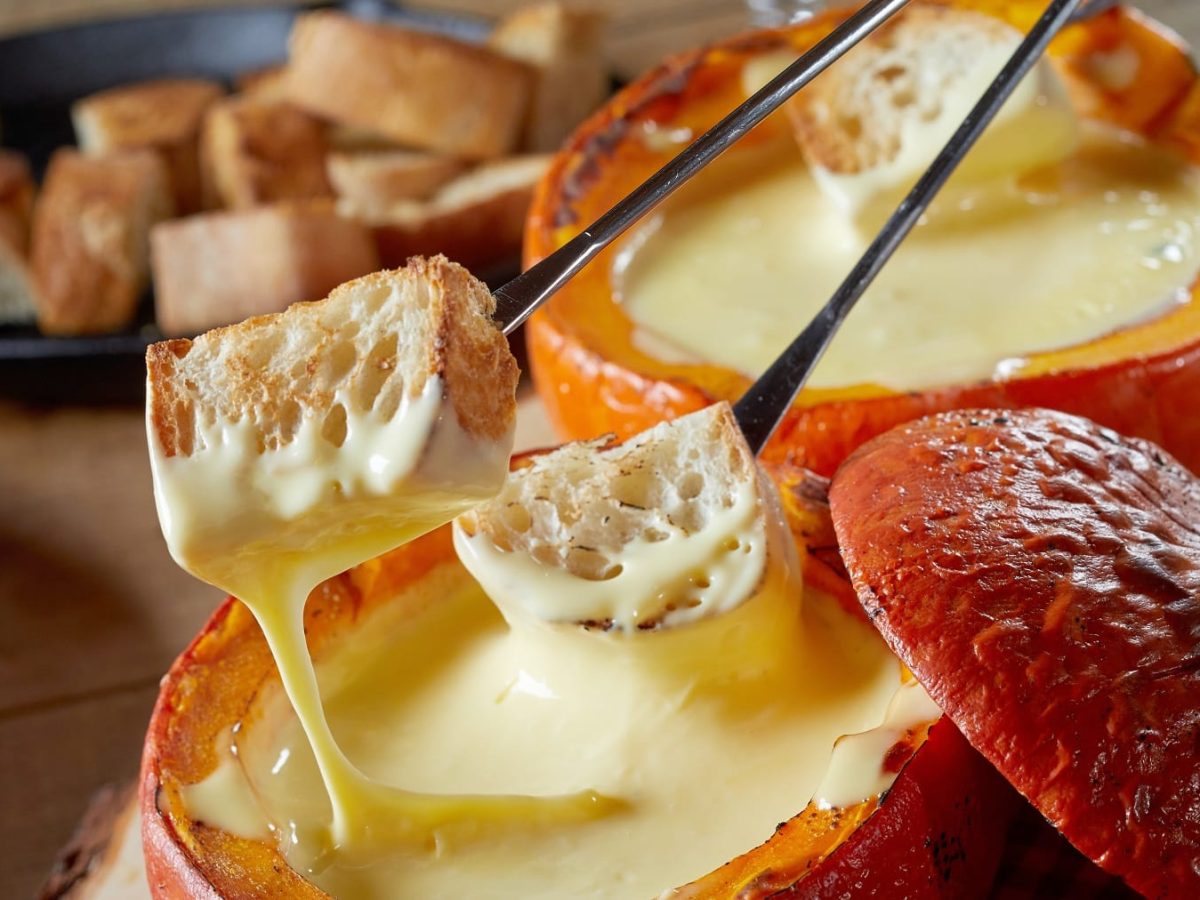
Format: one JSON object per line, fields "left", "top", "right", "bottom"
{"left": 152, "top": 377, "right": 619, "bottom": 859}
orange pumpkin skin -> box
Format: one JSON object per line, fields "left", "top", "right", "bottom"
{"left": 139, "top": 463, "right": 1011, "bottom": 899}
{"left": 829, "top": 409, "right": 1200, "bottom": 897}
{"left": 524, "top": 1, "right": 1200, "bottom": 477}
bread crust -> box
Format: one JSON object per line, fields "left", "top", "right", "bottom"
{"left": 234, "top": 64, "right": 290, "bottom": 100}
{"left": 199, "top": 96, "right": 332, "bottom": 209}
{"left": 30, "top": 148, "right": 171, "bottom": 335}
{"left": 150, "top": 201, "right": 377, "bottom": 337}
{"left": 146, "top": 255, "right": 516, "bottom": 461}
{"left": 326, "top": 150, "right": 466, "bottom": 212}
{"left": 366, "top": 155, "right": 550, "bottom": 270}
{"left": 284, "top": 12, "right": 533, "bottom": 159}
{"left": 72, "top": 78, "right": 223, "bottom": 214}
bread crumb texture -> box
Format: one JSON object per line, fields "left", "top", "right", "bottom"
{"left": 791, "top": 5, "right": 1019, "bottom": 174}
{"left": 461, "top": 403, "right": 754, "bottom": 580}
{"left": 147, "top": 255, "right": 516, "bottom": 459}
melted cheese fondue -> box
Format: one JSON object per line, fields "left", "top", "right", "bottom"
{"left": 616, "top": 124, "right": 1200, "bottom": 391}
{"left": 183, "top": 554, "right": 905, "bottom": 898}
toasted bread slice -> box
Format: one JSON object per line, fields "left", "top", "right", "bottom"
{"left": 456, "top": 403, "right": 793, "bottom": 631}
{"left": 150, "top": 201, "right": 378, "bottom": 336}
{"left": 788, "top": 4, "right": 1078, "bottom": 216}
{"left": 147, "top": 253, "right": 517, "bottom": 459}
{"left": 200, "top": 97, "right": 332, "bottom": 209}
{"left": 327, "top": 150, "right": 466, "bottom": 213}
{"left": 362, "top": 154, "right": 550, "bottom": 271}
{"left": 147, "top": 257, "right": 519, "bottom": 691}
{"left": 325, "top": 123, "right": 405, "bottom": 154}
{"left": 488, "top": 2, "right": 608, "bottom": 153}
{"left": 0, "top": 149, "right": 34, "bottom": 255}
{"left": 147, "top": 255, "right": 516, "bottom": 458}
{"left": 72, "top": 78, "right": 223, "bottom": 214}
{"left": 30, "top": 149, "right": 172, "bottom": 335}
{"left": 235, "top": 64, "right": 290, "bottom": 100}
{"left": 285, "top": 12, "right": 533, "bottom": 159}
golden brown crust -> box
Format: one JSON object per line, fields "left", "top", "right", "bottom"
{"left": 146, "top": 255, "right": 516, "bottom": 460}
{"left": 72, "top": 79, "right": 223, "bottom": 214}
{"left": 72, "top": 79, "right": 223, "bottom": 148}
{"left": 0, "top": 149, "right": 34, "bottom": 255}
{"left": 284, "top": 12, "right": 533, "bottom": 159}
{"left": 199, "top": 96, "right": 332, "bottom": 209}
{"left": 421, "top": 255, "right": 519, "bottom": 441}
{"left": 369, "top": 156, "right": 549, "bottom": 271}
{"left": 234, "top": 64, "right": 290, "bottom": 100}
{"left": 145, "top": 339, "right": 196, "bottom": 459}
{"left": 149, "top": 201, "right": 378, "bottom": 336}
{"left": 31, "top": 148, "right": 171, "bottom": 335}
{"left": 326, "top": 150, "right": 466, "bottom": 211}
{"left": 371, "top": 188, "right": 532, "bottom": 271}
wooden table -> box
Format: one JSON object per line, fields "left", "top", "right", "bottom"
{"left": 1, "top": 1, "right": 1197, "bottom": 898}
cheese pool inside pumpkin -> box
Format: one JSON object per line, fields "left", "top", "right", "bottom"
{"left": 616, "top": 70, "right": 1200, "bottom": 391}
{"left": 163, "top": 404, "right": 917, "bottom": 898}
{"left": 190, "top": 556, "right": 905, "bottom": 897}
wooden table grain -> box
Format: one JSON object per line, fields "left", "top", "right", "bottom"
{"left": 0, "top": 1, "right": 1196, "bottom": 898}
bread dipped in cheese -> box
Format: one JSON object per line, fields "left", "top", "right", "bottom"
{"left": 454, "top": 401, "right": 791, "bottom": 634}
{"left": 147, "top": 253, "right": 517, "bottom": 591}
{"left": 787, "top": 4, "right": 1080, "bottom": 223}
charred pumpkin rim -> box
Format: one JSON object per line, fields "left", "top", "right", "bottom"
{"left": 524, "top": 0, "right": 1200, "bottom": 418}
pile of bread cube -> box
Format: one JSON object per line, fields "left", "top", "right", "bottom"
{"left": 0, "top": 2, "right": 607, "bottom": 337}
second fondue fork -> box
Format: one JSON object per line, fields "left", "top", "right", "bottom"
{"left": 731, "top": 0, "right": 1089, "bottom": 454}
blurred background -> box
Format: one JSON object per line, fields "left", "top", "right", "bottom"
{"left": 0, "top": 0, "right": 1197, "bottom": 898}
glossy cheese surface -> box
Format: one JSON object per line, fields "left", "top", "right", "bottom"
{"left": 617, "top": 124, "right": 1200, "bottom": 391}
{"left": 191, "top": 564, "right": 904, "bottom": 899}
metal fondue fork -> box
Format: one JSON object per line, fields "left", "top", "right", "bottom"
{"left": 493, "top": 0, "right": 1102, "bottom": 452}
{"left": 491, "top": 0, "right": 915, "bottom": 333}
{"left": 733, "top": 0, "right": 1091, "bottom": 453}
